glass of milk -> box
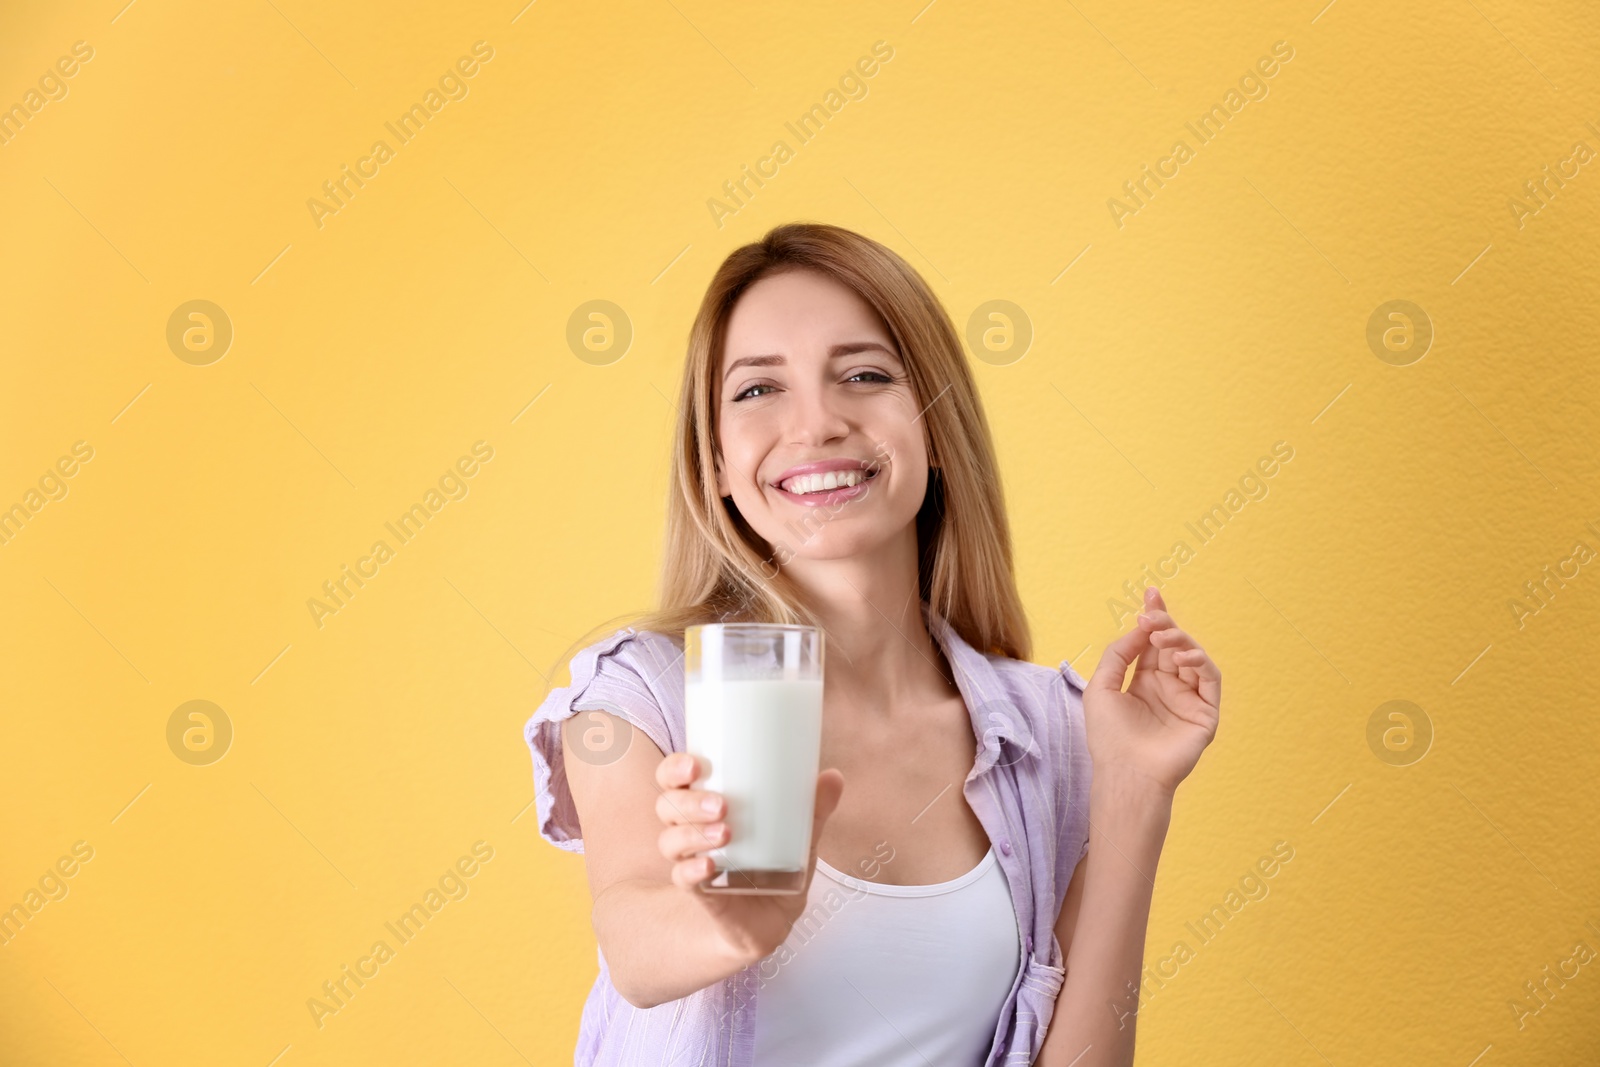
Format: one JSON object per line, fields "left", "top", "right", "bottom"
{"left": 684, "top": 623, "right": 824, "bottom": 895}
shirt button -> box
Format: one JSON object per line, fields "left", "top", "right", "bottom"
{"left": 999, "top": 839, "right": 1012, "bottom": 856}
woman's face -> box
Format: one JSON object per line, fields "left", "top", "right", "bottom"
{"left": 714, "top": 268, "right": 931, "bottom": 568}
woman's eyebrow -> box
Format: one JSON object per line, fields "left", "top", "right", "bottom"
{"left": 722, "top": 341, "right": 900, "bottom": 383}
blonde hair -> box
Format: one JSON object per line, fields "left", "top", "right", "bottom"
{"left": 545, "top": 221, "right": 1031, "bottom": 687}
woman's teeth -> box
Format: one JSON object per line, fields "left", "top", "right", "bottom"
{"left": 779, "top": 469, "right": 874, "bottom": 495}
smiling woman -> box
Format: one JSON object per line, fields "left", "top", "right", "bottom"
{"left": 651, "top": 226, "right": 1027, "bottom": 645}
{"left": 523, "top": 222, "right": 1221, "bottom": 1067}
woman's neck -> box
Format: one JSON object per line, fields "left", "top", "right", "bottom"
{"left": 778, "top": 530, "right": 955, "bottom": 711}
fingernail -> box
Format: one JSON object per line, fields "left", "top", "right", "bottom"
{"left": 1146, "top": 586, "right": 1158, "bottom": 601}
{"left": 701, "top": 796, "right": 721, "bottom": 814}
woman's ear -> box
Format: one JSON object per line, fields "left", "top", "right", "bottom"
{"left": 714, "top": 453, "right": 731, "bottom": 497}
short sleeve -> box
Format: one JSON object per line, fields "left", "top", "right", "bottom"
{"left": 1055, "top": 659, "right": 1094, "bottom": 871}
{"left": 522, "top": 628, "right": 684, "bottom": 853}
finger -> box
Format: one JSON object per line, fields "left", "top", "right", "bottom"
{"left": 655, "top": 788, "right": 725, "bottom": 827}
{"left": 1136, "top": 608, "right": 1177, "bottom": 632}
{"left": 1171, "top": 647, "right": 1222, "bottom": 707}
{"left": 804, "top": 768, "right": 845, "bottom": 892}
{"left": 1132, "top": 620, "right": 1167, "bottom": 678}
{"left": 1138, "top": 612, "right": 1182, "bottom": 674}
{"left": 1169, "top": 641, "right": 1199, "bottom": 687}
{"left": 1170, "top": 646, "right": 1200, "bottom": 688}
{"left": 1148, "top": 627, "right": 1199, "bottom": 653}
{"left": 812, "top": 769, "right": 844, "bottom": 840}
{"left": 672, "top": 854, "right": 717, "bottom": 890}
{"left": 1142, "top": 606, "right": 1198, "bottom": 672}
{"left": 661, "top": 820, "right": 728, "bottom": 862}
{"left": 1141, "top": 588, "right": 1177, "bottom": 670}
{"left": 1090, "top": 622, "right": 1153, "bottom": 693}
{"left": 654, "top": 751, "right": 705, "bottom": 791}
{"left": 1151, "top": 631, "right": 1201, "bottom": 688}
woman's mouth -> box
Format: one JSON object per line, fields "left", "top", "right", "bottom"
{"left": 772, "top": 466, "right": 881, "bottom": 507}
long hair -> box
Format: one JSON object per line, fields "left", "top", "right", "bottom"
{"left": 544, "top": 221, "right": 1031, "bottom": 687}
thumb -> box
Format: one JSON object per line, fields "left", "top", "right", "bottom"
{"left": 807, "top": 768, "right": 845, "bottom": 862}
{"left": 812, "top": 768, "right": 845, "bottom": 834}
{"left": 1089, "top": 623, "right": 1152, "bottom": 696}
{"left": 796, "top": 769, "right": 844, "bottom": 897}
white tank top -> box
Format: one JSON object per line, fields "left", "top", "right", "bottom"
{"left": 750, "top": 846, "right": 1022, "bottom": 1065}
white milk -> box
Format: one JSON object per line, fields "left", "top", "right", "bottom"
{"left": 685, "top": 678, "right": 824, "bottom": 873}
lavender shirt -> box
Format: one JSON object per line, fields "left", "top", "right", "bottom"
{"left": 523, "top": 601, "right": 1094, "bottom": 1066}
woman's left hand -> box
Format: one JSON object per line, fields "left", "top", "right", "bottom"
{"left": 1082, "top": 586, "right": 1221, "bottom": 798}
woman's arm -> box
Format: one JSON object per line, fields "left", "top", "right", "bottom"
{"left": 1037, "top": 770, "right": 1173, "bottom": 1066}
{"left": 1041, "top": 586, "right": 1220, "bottom": 1065}
{"left": 562, "top": 714, "right": 761, "bottom": 1008}
{"left": 562, "top": 712, "right": 846, "bottom": 1010}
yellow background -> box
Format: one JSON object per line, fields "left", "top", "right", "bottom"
{"left": 3, "top": 1, "right": 1598, "bottom": 1064}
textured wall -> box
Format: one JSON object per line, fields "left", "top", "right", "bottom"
{"left": 2, "top": 1, "right": 1597, "bottom": 1064}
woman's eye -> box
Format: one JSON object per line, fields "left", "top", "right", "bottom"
{"left": 732, "top": 372, "right": 891, "bottom": 401}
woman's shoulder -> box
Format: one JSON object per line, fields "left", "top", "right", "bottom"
{"left": 521, "top": 624, "right": 687, "bottom": 854}
{"left": 565, "top": 625, "right": 684, "bottom": 686}
{"left": 978, "top": 648, "right": 1089, "bottom": 705}
{"left": 532, "top": 625, "right": 684, "bottom": 722}
{"left": 968, "top": 648, "right": 1090, "bottom": 772}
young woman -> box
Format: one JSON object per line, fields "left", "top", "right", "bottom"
{"left": 524, "top": 222, "right": 1221, "bottom": 1066}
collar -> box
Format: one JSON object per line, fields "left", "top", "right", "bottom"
{"left": 921, "top": 600, "right": 1041, "bottom": 771}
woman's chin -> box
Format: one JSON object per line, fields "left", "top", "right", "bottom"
{"left": 763, "top": 529, "right": 907, "bottom": 567}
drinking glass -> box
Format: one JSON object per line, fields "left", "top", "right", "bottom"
{"left": 684, "top": 623, "right": 824, "bottom": 894}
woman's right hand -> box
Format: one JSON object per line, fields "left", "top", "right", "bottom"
{"left": 653, "top": 751, "right": 845, "bottom": 965}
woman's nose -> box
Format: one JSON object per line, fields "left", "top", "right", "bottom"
{"left": 788, "top": 385, "right": 850, "bottom": 445}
